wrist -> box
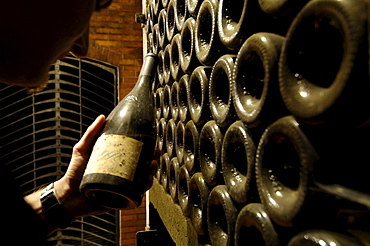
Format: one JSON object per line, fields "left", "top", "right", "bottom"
{"left": 40, "top": 182, "right": 75, "bottom": 229}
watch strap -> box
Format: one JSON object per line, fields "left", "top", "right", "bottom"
{"left": 40, "top": 183, "right": 75, "bottom": 229}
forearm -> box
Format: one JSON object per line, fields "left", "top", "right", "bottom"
{"left": 24, "top": 189, "right": 58, "bottom": 236}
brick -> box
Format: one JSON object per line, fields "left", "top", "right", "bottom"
{"left": 121, "top": 239, "right": 136, "bottom": 246}
{"left": 115, "top": 0, "right": 136, "bottom": 4}
{"left": 137, "top": 213, "right": 146, "bottom": 220}
{"left": 123, "top": 232, "right": 137, "bottom": 239}
{"left": 122, "top": 41, "right": 143, "bottom": 48}
{"left": 121, "top": 214, "right": 138, "bottom": 221}
{"left": 119, "top": 59, "right": 140, "bottom": 65}
{"left": 121, "top": 226, "right": 144, "bottom": 233}
{"left": 122, "top": 219, "right": 145, "bottom": 227}
{"left": 107, "top": 3, "right": 121, "bottom": 9}
{"left": 123, "top": 65, "right": 142, "bottom": 71}
{"left": 90, "top": 34, "right": 109, "bottom": 40}
{"left": 95, "top": 40, "right": 122, "bottom": 47}
{"left": 120, "top": 71, "right": 137, "bottom": 77}
{"left": 95, "top": 15, "right": 123, "bottom": 22}
{"left": 95, "top": 28, "right": 123, "bottom": 34}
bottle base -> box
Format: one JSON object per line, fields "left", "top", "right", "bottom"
{"left": 80, "top": 173, "right": 143, "bottom": 210}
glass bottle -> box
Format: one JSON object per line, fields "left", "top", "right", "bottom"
{"left": 80, "top": 53, "right": 158, "bottom": 209}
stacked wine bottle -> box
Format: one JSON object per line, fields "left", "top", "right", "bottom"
{"left": 145, "top": 0, "right": 370, "bottom": 245}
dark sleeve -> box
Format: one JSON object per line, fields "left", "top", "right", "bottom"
{"left": 1, "top": 165, "right": 48, "bottom": 246}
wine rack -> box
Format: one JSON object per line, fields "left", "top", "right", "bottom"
{"left": 144, "top": 0, "right": 370, "bottom": 245}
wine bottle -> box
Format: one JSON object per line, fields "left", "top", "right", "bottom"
{"left": 234, "top": 203, "right": 280, "bottom": 246}
{"left": 152, "top": 23, "right": 160, "bottom": 55}
{"left": 178, "top": 74, "right": 190, "bottom": 122}
{"left": 209, "top": 54, "right": 237, "bottom": 128}
{"left": 163, "top": 44, "right": 174, "bottom": 85}
{"left": 217, "top": 0, "right": 256, "bottom": 50}
{"left": 258, "top": 0, "right": 308, "bottom": 16}
{"left": 175, "top": 121, "right": 185, "bottom": 165}
{"left": 147, "top": 33, "right": 154, "bottom": 54}
{"left": 154, "top": 87, "right": 163, "bottom": 120}
{"left": 153, "top": 0, "right": 163, "bottom": 17}
{"left": 187, "top": 0, "right": 203, "bottom": 17}
{"left": 151, "top": 66, "right": 160, "bottom": 93}
{"left": 159, "top": 152, "right": 171, "bottom": 192}
{"left": 255, "top": 115, "right": 319, "bottom": 227}
{"left": 170, "top": 81, "right": 180, "bottom": 122}
{"left": 288, "top": 229, "right": 364, "bottom": 246}
{"left": 156, "top": 117, "right": 167, "bottom": 155}
{"left": 165, "top": 118, "right": 177, "bottom": 158}
{"left": 199, "top": 120, "right": 224, "bottom": 186}
{"left": 157, "top": 50, "right": 165, "bottom": 86}
{"left": 207, "top": 185, "right": 238, "bottom": 246}
{"left": 188, "top": 172, "right": 210, "bottom": 235}
{"left": 170, "top": 33, "right": 184, "bottom": 81}
{"left": 162, "top": 84, "right": 171, "bottom": 120}
{"left": 221, "top": 121, "right": 257, "bottom": 204}
{"left": 232, "top": 32, "right": 287, "bottom": 128}
{"left": 80, "top": 53, "right": 158, "bottom": 210}
{"left": 169, "top": 156, "right": 180, "bottom": 202}
{"left": 158, "top": 9, "right": 168, "bottom": 50}
{"left": 184, "top": 120, "right": 200, "bottom": 174}
{"left": 162, "top": 0, "right": 169, "bottom": 9}
{"left": 195, "top": 0, "right": 225, "bottom": 65}
{"left": 178, "top": 165, "right": 191, "bottom": 216}
{"left": 188, "top": 66, "right": 213, "bottom": 125}
{"left": 279, "top": 0, "right": 369, "bottom": 126}
{"left": 166, "top": 0, "right": 177, "bottom": 43}
{"left": 174, "top": 0, "right": 189, "bottom": 32}
{"left": 179, "top": 17, "right": 200, "bottom": 75}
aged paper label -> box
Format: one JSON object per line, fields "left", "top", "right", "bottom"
{"left": 85, "top": 134, "right": 143, "bottom": 181}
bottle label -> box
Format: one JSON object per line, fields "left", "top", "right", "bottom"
{"left": 85, "top": 134, "right": 143, "bottom": 181}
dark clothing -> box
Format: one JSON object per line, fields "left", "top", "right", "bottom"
{"left": 1, "top": 165, "right": 47, "bottom": 246}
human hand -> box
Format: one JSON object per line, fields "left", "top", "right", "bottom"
{"left": 54, "top": 115, "right": 109, "bottom": 218}
{"left": 54, "top": 114, "right": 158, "bottom": 217}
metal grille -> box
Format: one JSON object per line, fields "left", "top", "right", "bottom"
{"left": 0, "top": 56, "right": 119, "bottom": 246}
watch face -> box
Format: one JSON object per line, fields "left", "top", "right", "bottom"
{"left": 40, "top": 183, "right": 54, "bottom": 201}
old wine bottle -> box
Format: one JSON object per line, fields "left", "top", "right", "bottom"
{"left": 80, "top": 53, "right": 158, "bottom": 210}
{"left": 288, "top": 229, "right": 363, "bottom": 246}
{"left": 234, "top": 203, "right": 280, "bottom": 246}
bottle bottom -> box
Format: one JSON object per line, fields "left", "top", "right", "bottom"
{"left": 80, "top": 173, "right": 143, "bottom": 210}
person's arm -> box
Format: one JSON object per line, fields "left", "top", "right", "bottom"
{"left": 23, "top": 113, "right": 158, "bottom": 236}
{"left": 24, "top": 114, "right": 108, "bottom": 235}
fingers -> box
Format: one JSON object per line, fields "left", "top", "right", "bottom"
{"left": 74, "top": 114, "right": 106, "bottom": 155}
{"left": 65, "top": 115, "right": 106, "bottom": 184}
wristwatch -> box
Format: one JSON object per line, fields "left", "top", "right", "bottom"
{"left": 40, "top": 183, "right": 75, "bottom": 229}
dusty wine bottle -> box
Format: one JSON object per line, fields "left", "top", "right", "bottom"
{"left": 207, "top": 185, "right": 238, "bottom": 246}
{"left": 288, "top": 229, "right": 363, "bottom": 246}
{"left": 209, "top": 54, "right": 237, "bottom": 128}
{"left": 279, "top": 0, "right": 369, "bottom": 126}
{"left": 165, "top": 118, "right": 177, "bottom": 158}
{"left": 170, "top": 81, "right": 180, "bottom": 122}
{"left": 232, "top": 32, "right": 287, "bottom": 128}
{"left": 162, "top": 84, "right": 171, "bottom": 120}
{"left": 166, "top": 0, "right": 177, "bottom": 43}
{"left": 169, "top": 156, "right": 180, "bottom": 202}
{"left": 221, "top": 121, "right": 256, "bottom": 204}
{"left": 199, "top": 120, "right": 224, "bottom": 186}
{"left": 188, "top": 66, "right": 213, "bottom": 125}
{"left": 80, "top": 53, "right": 158, "bottom": 210}
{"left": 234, "top": 203, "right": 280, "bottom": 246}
{"left": 188, "top": 172, "right": 210, "bottom": 235}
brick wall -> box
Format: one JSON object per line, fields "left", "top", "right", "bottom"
{"left": 87, "top": 0, "right": 146, "bottom": 245}
{"left": 88, "top": 0, "right": 144, "bottom": 99}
